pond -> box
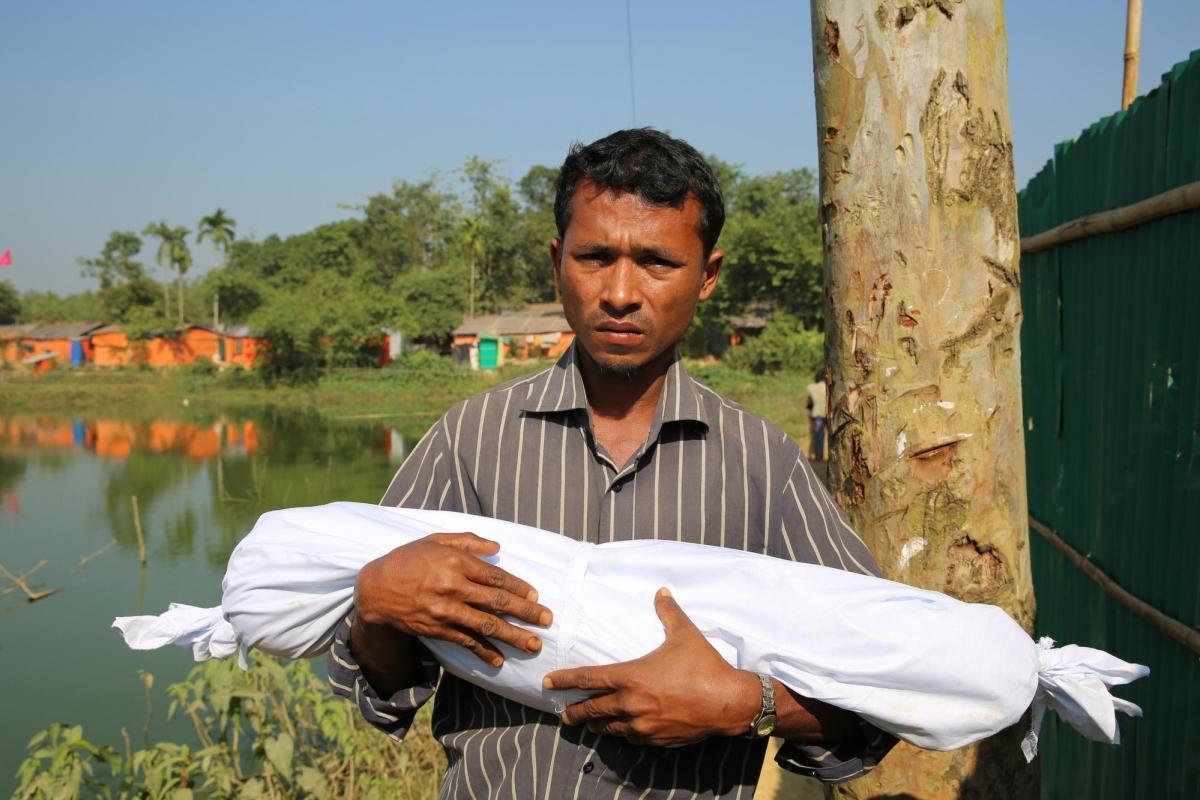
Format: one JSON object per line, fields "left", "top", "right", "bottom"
{"left": 0, "top": 408, "right": 431, "bottom": 794}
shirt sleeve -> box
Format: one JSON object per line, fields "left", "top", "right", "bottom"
{"left": 774, "top": 450, "right": 882, "bottom": 577}
{"left": 328, "top": 417, "right": 463, "bottom": 737}
{"left": 772, "top": 449, "right": 898, "bottom": 780}
{"left": 774, "top": 721, "right": 899, "bottom": 784}
{"left": 326, "top": 612, "right": 441, "bottom": 741}
{"left": 380, "top": 412, "right": 465, "bottom": 512}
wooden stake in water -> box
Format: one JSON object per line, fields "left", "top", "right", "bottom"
{"left": 0, "top": 560, "right": 59, "bottom": 602}
{"left": 131, "top": 495, "right": 147, "bottom": 565}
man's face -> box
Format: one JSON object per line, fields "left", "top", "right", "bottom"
{"left": 551, "top": 181, "right": 722, "bottom": 376}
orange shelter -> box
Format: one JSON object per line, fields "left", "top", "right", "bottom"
{"left": 91, "top": 326, "right": 135, "bottom": 367}
{"left": 0, "top": 324, "right": 37, "bottom": 364}
{"left": 19, "top": 322, "right": 102, "bottom": 366}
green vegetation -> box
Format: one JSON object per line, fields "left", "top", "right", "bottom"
{"left": 14, "top": 657, "right": 443, "bottom": 800}
{"left": 13, "top": 156, "right": 827, "bottom": 380}
{"left": 0, "top": 358, "right": 815, "bottom": 446}
{"left": 0, "top": 279, "right": 19, "bottom": 323}
{"left": 722, "top": 313, "right": 824, "bottom": 377}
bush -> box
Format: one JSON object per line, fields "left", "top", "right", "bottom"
{"left": 722, "top": 313, "right": 824, "bottom": 375}
{"left": 15, "top": 657, "right": 444, "bottom": 800}
{"left": 388, "top": 350, "right": 458, "bottom": 375}
{"left": 181, "top": 359, "right": 218, "bottom": 378}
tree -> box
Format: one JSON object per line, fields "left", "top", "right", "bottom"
{"left": 517, "top": 165, "right": 561, "bottom": 303}
{"left": 78, "top": 231, "right": 158, "bottom": 321}
{"left": 353, "top": 179, "right": 455, "bottom": 283}
{"left": 142, "top": 220, "right": 178, "bottom": 320}
{"left": 721, "top": 168, "right": 824, "bottom": 328}
{"left": 18, "top": 290, "right": 102, "bottom": 322}
{"left": 196, "top": 208, "right": 237, "bottom": 267}
{"left": 810, "top": 1, "right": 1036, "bottom": 796}
{"left": 0, "top": 279, "right": 20, "bottom": 324}
{"left": 458, "top": 157, "right": 531, "bottom": 312}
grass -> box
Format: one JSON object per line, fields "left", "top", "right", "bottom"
{"left": 0, "top": 359, "right": 812, "bottom": 448}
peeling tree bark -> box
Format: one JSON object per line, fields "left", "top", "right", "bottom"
{"left": 809, "top": 1, "right": 1038, "bottom": 796}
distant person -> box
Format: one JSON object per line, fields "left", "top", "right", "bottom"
{"left": 329, "top": 129, "right": 893, "bottom": 797}
{"left": 806, "top": 369, "right": 828, "bottom": 461}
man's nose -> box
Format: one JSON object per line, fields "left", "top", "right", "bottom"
{"left": 601, "top": 257, "right": 641, "bottom": 315}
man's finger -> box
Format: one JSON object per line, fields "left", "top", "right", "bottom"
{"left": 653, "top": 587, "right": 695, "bottom": 637}
{"left": 454, "top": 605, "right": 544, "bottom": 654}
{"left": 543, "top": 666, "right": 620, "bottom": 692}
{"left": 462, "top": 554, "right": 540, "bottom": 602}
{"left": 459, "top": 582, "right": 553, "bottom": 628}
{"left": 585, "top": 718, "right": 632, "bottom": 739}
{"left": 429, "top": 531, "right": 501, "bottom": 557}
{"left": 442, "top": 625, "right": 504, "bottom": 667}
{"left": 560, "top": 693, "right": 625, "bottom": 725}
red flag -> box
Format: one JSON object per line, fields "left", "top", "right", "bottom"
{"left": 0, "top": 250, "right": 11, "bottom": 266}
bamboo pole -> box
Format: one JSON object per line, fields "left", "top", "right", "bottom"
{"left": 1122, "top": 0, "right": 1143, "bottom": 110}
{"left": 0, "top": 560, "right": 59, "bottom": 602}
{"left": 131, "top": 494, "right": 147, "bottom": 565}
{"left": 1021, "top": 180, "right": 1200, "bottom": 254}
{"left": 1028, "top": 516, "right": 1200, "bottom": 656}
{"left": 0, "top": 559, "right": 47, "bottom": 596}
{"left": 78, "top": 541, "right": 116, "bottom": 570}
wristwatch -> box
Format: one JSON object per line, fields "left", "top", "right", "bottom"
{"left": 747, "top": 673, "right": 777, "bottom": 738}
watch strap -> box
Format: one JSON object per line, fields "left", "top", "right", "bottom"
{"left": 747, "top": 673, "right": 776, "bottom": 737}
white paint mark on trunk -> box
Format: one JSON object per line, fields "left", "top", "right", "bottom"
{"left": 898, "top": 537, "right": 928, "bottom": 570}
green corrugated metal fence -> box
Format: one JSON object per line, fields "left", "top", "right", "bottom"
{"left": 1018, "top": 50, "right": 1200, "bottom": 799}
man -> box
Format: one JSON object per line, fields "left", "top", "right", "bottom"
{"left": 806, "top": 369, "right": 829, "bottom": 461}
{"left": 329, "top": 129, "right": 895, "bottom": 798}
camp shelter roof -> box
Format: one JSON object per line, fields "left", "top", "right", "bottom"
{"left": 454, "top": 303, "right": 572, "bottom": 336}
{"left": 21, "top": 351, "right": 56, "bottom": 365}
{"left": 728, "top": 304, "right": 774, "bottom": 331}
{"left": 23, "top": 322, "right": 105, "bottom": 340}
{"left": 219, "top": 325, "right": 255, "bottom": 338}
{"left": 0, "top": 323, "right": 38, "bottom": 340}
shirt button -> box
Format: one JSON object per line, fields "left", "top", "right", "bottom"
{"left": 582, "top": 762, "right": 595, "bottom": 774}
{"left": 612, "top": 481, "right": 623, "bottom": 493}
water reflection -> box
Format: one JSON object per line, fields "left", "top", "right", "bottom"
{"left": 1, "top": 412, "right": 415, "bottom": 566}
{"left": 0, "top": 407, "right": 428, "bottom": 793}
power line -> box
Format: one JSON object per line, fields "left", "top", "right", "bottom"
{"left": 626, "top": 0, "right": 637, "bottom": 126}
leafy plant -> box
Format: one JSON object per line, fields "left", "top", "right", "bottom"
{"left": 722, "top": 313, "right": 824, "bottom": 375}
{"left": 15, "top": 656, "right": 445, "bottom": 800}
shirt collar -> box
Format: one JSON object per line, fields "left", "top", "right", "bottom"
{"left": 521, "top": 342, "right": 709, "bottom": 430}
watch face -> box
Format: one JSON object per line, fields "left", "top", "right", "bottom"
{"left": 754, "top": 713, "right": 778, "bottom": 738}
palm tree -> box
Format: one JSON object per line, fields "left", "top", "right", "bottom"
{"left": 196, "top": 208, "right": 237, "bottom": 268}
{"left": 142, "top": 220, "right": 175, "bottom": 320}
{"left": 197, "top": 209, "right": 237, "bottom": 328}
{"left": 167, "top": 226, "right": 192, "bottom": 325}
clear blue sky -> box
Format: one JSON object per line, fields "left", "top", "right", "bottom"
{"left": 2, "top": 1, "right": 1197, "bottom": 294}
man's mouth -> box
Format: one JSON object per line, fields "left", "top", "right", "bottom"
{"left": 595, "top": 323, "right": 645, "bottom": 345}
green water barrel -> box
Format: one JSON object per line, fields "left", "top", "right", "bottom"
{"left": 478, "top": 334, "right": 499, "bottom": 370}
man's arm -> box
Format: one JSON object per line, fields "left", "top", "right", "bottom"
{"left": 544, "top": 589, "right": 864, "bottom": 747}
{"left": 768, "top": 450, "right": 898, "bottom": 780}
{"left": 328, "top": 417, "right": 552, "bottom": 739}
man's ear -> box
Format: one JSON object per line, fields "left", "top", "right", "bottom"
{"left": 698, "top": 249, "right": 723, "bottom": 302}
{"left": 550, "top": 237, "right": 563, "bottom": 290}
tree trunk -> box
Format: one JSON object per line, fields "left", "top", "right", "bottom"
{"left": 178, "top": 275, "right": 185, "bottom": 326}
{"left": 809, "top": 1, "right": 1037, "bottom": 796}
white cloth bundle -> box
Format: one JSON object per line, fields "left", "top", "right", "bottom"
{"left": 113, "top": 502, "right": 1148, "bottom": 760}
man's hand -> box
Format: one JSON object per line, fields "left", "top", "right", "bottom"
{"left": 543, "top": 588, "right": 760, "bottom": 747}
{"left": 354, "top": 532, "right": 554, "bottom": 668}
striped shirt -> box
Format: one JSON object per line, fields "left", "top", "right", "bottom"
{"left": 328, "top": 345, "right": 896, "bottom": 797}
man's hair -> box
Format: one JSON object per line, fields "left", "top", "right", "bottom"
{"left": 553, "top": 128, "right": 726, "bottom": 254}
